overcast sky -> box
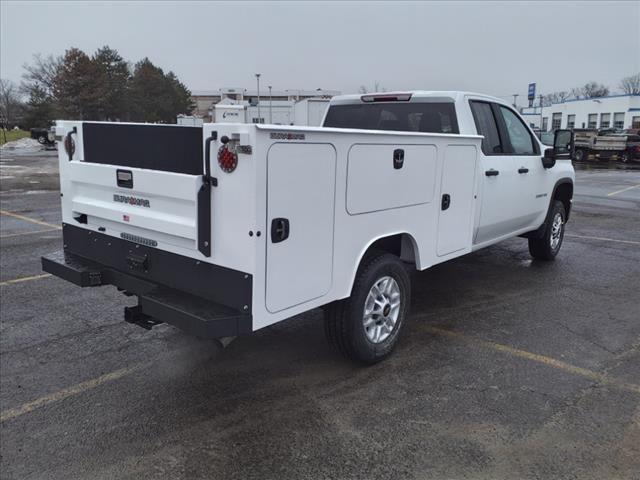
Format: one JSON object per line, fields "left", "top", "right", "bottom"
{"left": 1, "top": 1, "right": 639, "bottom": 101}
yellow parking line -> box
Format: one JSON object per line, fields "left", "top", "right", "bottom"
{"left": 0, "top": 273, "right": 52, "bottom": 286}
{"left": 0, "top": 228, "right": 60, "bottom": 239}
{"left": 565, "top": 233, "right": 640, "bottom": 246}
{"left": 425, "top": 327, "right": 640, "bottom": 395}
{"left": 0, "top": 365, "right": 141, "bottom": 423}
{"left": 607, "top": 184, "right": 640, "bottom": 197}
{"left": 0, "top": 209, "right": 61, "bottom": 230}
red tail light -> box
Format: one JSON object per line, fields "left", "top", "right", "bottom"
{"left": 218, "top": 145, "right": 238, "bottom": 173}
{"left": 64, "top": 135, "right": 76, "bottom": 157}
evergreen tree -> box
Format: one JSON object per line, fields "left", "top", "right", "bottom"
{"left": 129, "top": 58, "right": 193, "bottom": 123}
{"left": 93, "top": 46, "right": 130, "bottom": 121}
{"left": 52, "top": 48, "right": 103, "bottom": 119}
{"left": 22, "top": 85, "right": 57, "bottom": 128}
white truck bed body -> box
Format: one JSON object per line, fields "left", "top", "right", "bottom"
{"left": 56, "top": 120, "right": 481, "bottom": 330}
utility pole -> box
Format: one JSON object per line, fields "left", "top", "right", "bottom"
{"left": 268, "top": 85, "right": 272, "bottom": 124}
{"left": 538, "top": 94, "right": 544, "bottom": 132}
{"left": 255, "top": 73, "right": 261, "bottom": 123}
{"left": 512, "top": 94, "right": 519, "bottom": 109}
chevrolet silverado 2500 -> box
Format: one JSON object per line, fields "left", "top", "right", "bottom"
{"left": 42, "top": 91, "right": 575, "bottom": 364}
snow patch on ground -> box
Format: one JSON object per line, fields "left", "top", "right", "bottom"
{"left": 1, "top": 138, "right": 43, "bottom": 152}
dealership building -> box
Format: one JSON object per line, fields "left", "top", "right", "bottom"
{"left": 191, "top": 87, "right": 341, "bottom": 123}
{"left": 521, "top": 94, "right": 640, "bottom": 132}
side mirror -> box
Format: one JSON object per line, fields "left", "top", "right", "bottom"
{"left": 553, "top": 129, "right": 574, "bottom": 159}
{"left": 541, "top": 129, "right": 574, "bottom": 168}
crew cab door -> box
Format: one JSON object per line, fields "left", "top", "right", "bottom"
{"left": 470, "top": 100, "right": 520, "bottom": 244}
{"left": 494, "top": 105, "right": 548, "bottom": 229}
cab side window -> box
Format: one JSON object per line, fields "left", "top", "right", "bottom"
{"left": 470, "top": 101, "right": 503, "bottom": 155}
{"left": 499, "top": 106, "right": 537, "bottom": 155}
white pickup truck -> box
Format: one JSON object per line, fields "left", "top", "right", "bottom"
{"left": 42, "top": 91, "right": 575, "bottom": 364}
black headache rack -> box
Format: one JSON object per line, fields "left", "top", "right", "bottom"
{"left": 41, "top": 225, "right": 252, "bottom": 338}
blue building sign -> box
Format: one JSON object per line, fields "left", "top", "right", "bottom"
{"left": 528, "top": 83, "right": 536, "bottom": 107}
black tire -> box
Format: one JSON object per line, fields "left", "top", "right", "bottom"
{"left": 528, "top": 200, "right": 566, "bottom": 261}
{"left": 37, "top": 135, "right": 46, "bottom": 144}
{"left": 574, "top": 149, "right": 585, "bottom": 162}
{"left": 621, "top": 152, "right": 630, "bottom": 163}
{"left": 324, "top": 252, "right": 411, "bottom": 364}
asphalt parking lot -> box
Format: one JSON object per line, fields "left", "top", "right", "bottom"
{"left": 1, "top": 148, "right": 639, "bottom": 480}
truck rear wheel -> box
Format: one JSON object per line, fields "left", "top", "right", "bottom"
{"left": 324, "top": 253, "right": 411, "bottom": 364}
{"left": 528, "top": 200, "right": 566, "bottom": 261}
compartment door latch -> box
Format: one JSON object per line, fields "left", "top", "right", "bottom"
{"left": 393, "top": 148, "right": 405, "bottom": 169}
{"left": 271, "top": 218, "right": 290, "bottom": 243}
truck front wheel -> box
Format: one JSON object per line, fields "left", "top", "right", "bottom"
{"left": 574, "top": 149, "right": 586, "bottom": 162}
{"left": 528, "top": 200, "right": 566, "bottom": 261}
{"left": 324, "top": 253, "right": 411, "bottom": 364}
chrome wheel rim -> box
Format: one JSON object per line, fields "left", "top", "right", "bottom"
{"left": 550, "top": 212, "right": 563, "bottom": 250}
{"left": 363, "top": 276, "right": 401, "bottom": 344}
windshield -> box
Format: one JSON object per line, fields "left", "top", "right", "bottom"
{"left": 323, "top": 102, "right": 459, "bottom": 134}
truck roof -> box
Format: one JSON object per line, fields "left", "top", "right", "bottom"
{"left": 329, "top": 91, "right": 504, "bottom": 105}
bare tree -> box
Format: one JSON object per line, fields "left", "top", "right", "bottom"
{"left": 570, "top": 87, "right": 584, "bottom": 100}
{"left": 619, "top": 73, "right": 640, "bottom": 94}
{"left": 358, "top": 81, "right": 388, "bottom": 94}
{"left": 544, "top": 91, "right": 571, "bottom": 105}
{"left": 582, "top": 81, "right": 609, "bottom": 98}
{"left": 0, "top": 78, "right": 24, "bottom": 128}
{"left": 21, "top": 53, "right": 62, "bottom": 97}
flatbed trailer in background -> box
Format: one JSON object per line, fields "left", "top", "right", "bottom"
{"left": 573, "top": 129, "right": 628, "bottom": 161}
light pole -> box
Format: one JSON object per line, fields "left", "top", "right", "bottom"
{"left": 268, "top": 86, "right": 272, "bottom": 124}
{"left": 255, "top": 73, "right": 261, "bottom": 123}
{"left": 512, "top": 93, "right": 519, "bottom": 109}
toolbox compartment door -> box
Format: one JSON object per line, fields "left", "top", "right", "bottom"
{"left": 436, "top": 145, "right": 478, "bottom": 256}
{"left": 265, "top": 143, "right": 336, "bottom": 313}
{"left": 346, "top": 144, "right": 437, "bottom": 215}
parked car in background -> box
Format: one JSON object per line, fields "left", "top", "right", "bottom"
{"left": 30, "top": 126, "right": 56, "bottom": 146}
{"left": 620, "top": 133, "right": 640, "bottom": 163}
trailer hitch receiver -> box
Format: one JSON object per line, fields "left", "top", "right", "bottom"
{"left": 124, "top": 305, "right": 162, "bottom": 330}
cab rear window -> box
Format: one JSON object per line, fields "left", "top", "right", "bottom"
{"left": 323, "top": 102, "right": 459, "bottom": 134}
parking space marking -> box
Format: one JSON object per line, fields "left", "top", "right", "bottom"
{"left": 0, "top": 365, "right": 141, "bottom": 423}
{"left": 0, "top": 273, "right": 52, "bottom": 286}
{"left": 1, "top": 325, "right": 637, "bottom": 423}
{"left": 0, "top": 228, "right": 60, "bottom": 239}
{"left": 565, "top": 233, "right": 640, "bottom": 246}
{"left": 607, "top": 184, "right": 640, "bottom": 197}
{"left": 426, "top": 327, "right": 640, "bottom": 394}
{"left": 0, "top": 209, "right": 61, "bottom": 230}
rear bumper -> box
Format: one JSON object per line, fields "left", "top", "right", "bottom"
{"left": 42, "top": 225, "right": 253, "bottom": 338}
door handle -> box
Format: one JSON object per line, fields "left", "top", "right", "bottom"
{"left": 441, "top": 194, "right": 451, "bottom": 210}
{"left": 485, "top": 169, "right": 499, "bottom": 176}
{"left": 271, "top": 218, "right": 290, "bottom": 243}
{"left": 518, "top": 167, "right": 529, "bottom": 174}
